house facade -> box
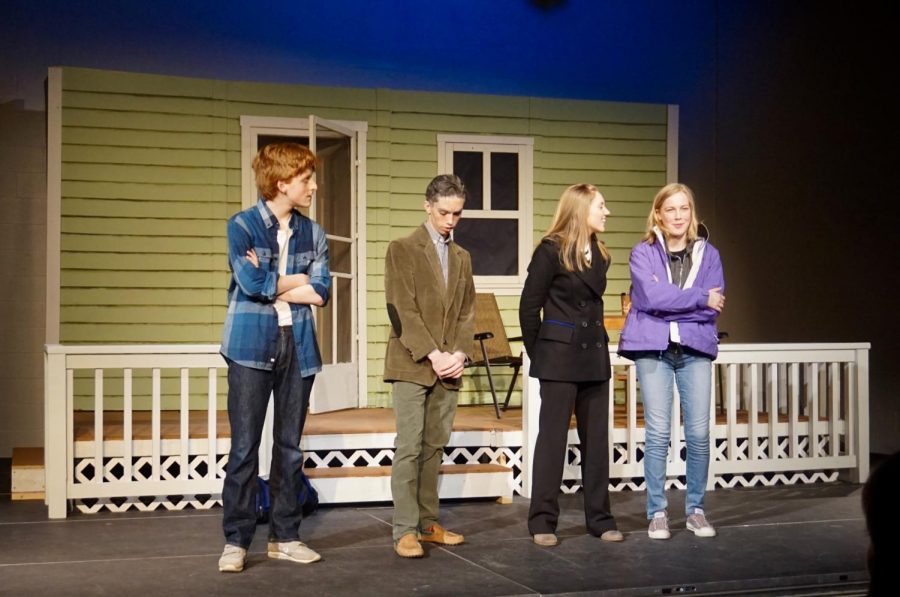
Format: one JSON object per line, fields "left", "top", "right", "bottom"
{"left": 47, "top": 66, "right": 674, "bottom": 412}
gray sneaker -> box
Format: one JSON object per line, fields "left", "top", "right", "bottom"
{"left": 218, "top": 544, "right": 247, "bottom": 572}
{"left": 686, "top": 509, "right": 717, "bottom": 537}
{"left": 648, "top": 511, "right": 671, "bottom": 540}
{"left": 267, "top": 540, "right": 322, "bottom": 564}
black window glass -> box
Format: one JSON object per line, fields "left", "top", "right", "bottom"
{"left": 453, "top": 219, "right": 518, "bottom": 276}
{"left": 452, "top": 151, "right": 483, "bottom": 209}
{"left": 490, "top": 152, "right": 518, "bottom": 210}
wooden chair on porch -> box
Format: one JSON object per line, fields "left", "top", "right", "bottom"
{"left": 467, "top": 293, "right": 523, "bottom": 419}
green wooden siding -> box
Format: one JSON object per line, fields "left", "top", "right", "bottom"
{"left": 59, "top": 67, "right": 669, "bottom": 410}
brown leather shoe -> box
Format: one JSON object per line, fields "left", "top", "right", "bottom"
{"left": 394, "top": 533, "right": 424, "bottom": 558}
{"left": 419, "top": 523, "right": 464, "bottom": 545}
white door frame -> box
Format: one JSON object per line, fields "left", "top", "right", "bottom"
{"left": 239, "top": 115, "right": 369, "bottom": 409}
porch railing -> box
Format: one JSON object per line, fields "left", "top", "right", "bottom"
{"left": 44, "top": 345, "right": 227, "bottom": 518}
{"left": 45, "top": 342, "right": 870, "bottom": 519}
{"left": 522, "top": 343, "right": 870, "bottom": 496}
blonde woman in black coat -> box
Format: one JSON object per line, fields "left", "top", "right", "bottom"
{"left": 519, "top": 183, "right": 622, "bottom": 547}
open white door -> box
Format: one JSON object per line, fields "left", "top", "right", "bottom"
{"left": 239, "top": 115, "right": 364, "bottom": 416}
{"left": 306, "top": 115, "right": 358, "bottom": 413}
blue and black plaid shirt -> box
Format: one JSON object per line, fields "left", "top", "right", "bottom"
{"left": 221, "top": 199, "right": 331, "bottom": 376}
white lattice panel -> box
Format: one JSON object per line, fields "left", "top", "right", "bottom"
{"left": 72, "top": 446, "right": 524, "bottom": 513}
{"left": 556, "top": 435, "right": 847, "bottom": 495}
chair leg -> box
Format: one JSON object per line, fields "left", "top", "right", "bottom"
{"left": 502, "top": 363, "right": 521, "bottom": 411}
{"left": 484, "top": 363, "right": 501, "bottom": 419}
{"left": 479, "top": 340, "right": 501, "bottom": 419}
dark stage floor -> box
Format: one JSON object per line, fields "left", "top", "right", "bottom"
{"left": 0, "top": 463, "right": 870, "bottom": 596}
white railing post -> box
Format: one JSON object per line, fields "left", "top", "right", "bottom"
{"left": 258, "top": 394, "right": 275, "bottom": 477}
{"left": 44, "top": 346, "right": 68, "bottom": 519}
{"left": 207, "top": 367, "right": 218, "bottom": 482}
{"left": 521, "top": 354, "right": 538, "bottom": 498}
{"left": 748, "top": 363, "right": 760, "bottom": 460}
{"left": 708, "top": 363, "right": 719, "bottom": 491}
{"left": 788, "top": 363, "right": 799, "bottom": 459}
{"left": 848, "top": 348, "right": 870, "bottom": 483}
{"left": 626, "top": 364, "right": 638, "bottom": 471}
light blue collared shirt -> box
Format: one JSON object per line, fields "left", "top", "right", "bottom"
{"left": 424, "top": 221, "right": 451, "bottom": 285}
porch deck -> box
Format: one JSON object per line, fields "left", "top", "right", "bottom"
{"left": 71, "top": 404, "right": 827, "bottom": 441}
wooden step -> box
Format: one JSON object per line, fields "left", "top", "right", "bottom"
{"left": 304, "top": 463, "right": 509, "bottom": 479}
{"left": 304, "top": 463, "right": 514, "bottom": 504}
{"left": 11, "top": 447, "right": 44, "bottom": 501}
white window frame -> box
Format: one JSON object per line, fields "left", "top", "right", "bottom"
{"left": 437, "top": 134, "right": 533, "bottom": 294}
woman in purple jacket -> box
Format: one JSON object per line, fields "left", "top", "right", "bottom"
{"left": 619, "top": 183, "right": 725, "bottom": 540}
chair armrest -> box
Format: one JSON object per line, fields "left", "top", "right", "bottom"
{"left": 507, "top": 336, "right": 522, "bottom": 342}
{"left": 474, "top": 332, "right": 495, "bottom": 341}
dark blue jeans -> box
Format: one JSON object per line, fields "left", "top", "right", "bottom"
{"left": 222, "top": 326, "right": 314, "bottom": 548}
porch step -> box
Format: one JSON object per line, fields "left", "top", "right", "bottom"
{"left": 11, "top": 447, "right": 44, "bottom": 500}
{"left": 304, "top": 463, "right": 514, "bottom": 504}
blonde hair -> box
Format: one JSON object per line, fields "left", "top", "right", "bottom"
{"left": 251, "top": 143, "right": 316, "bottom": 201}
{"left": 544, "top": 183, "right": 610, "bottom": 272}
{"left": 643, "top": 182, "right": 700, "bottom": 244}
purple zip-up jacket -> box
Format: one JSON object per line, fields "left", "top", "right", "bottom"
{"left": 618, "top": 227, "right": 724, "bottom": 359}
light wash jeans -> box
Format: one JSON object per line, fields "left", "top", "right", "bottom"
{"left": 635, "top": 345, "right": 712, "bottom": 519}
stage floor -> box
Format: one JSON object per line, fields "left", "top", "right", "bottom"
{"left": 0, "top": 458, "right": 870, "bottom": 596}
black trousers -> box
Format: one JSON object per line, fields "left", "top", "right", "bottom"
{"left": 528, "top": 378, "right": 616, "bottom": 536}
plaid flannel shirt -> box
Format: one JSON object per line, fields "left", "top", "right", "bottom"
{"left": 221, "top": 199, "right": 331, "bottom": 376}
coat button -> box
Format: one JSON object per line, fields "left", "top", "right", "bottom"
{"left": 581, "top": 321, "right": 588, "bottom": 328}
{"left": 596, "top": 342, "right": 603, "bottom": 348}
{"left": 596, "top": 320, "right": 602, "bottom": 326}
{"left": 581, "top": 342, "right": 588, "bottom": 349}
{"left": 579, "top": 300, "right": 586, "bottom": 308}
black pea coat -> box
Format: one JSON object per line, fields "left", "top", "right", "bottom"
{"left": 519, "top": 238, "right": 612, "bottom": 382}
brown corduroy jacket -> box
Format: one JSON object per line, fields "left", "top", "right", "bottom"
{"left": 382, "top": 225, "right": 476, "bottom": 389}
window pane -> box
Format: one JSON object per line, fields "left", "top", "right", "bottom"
{"left": 490, "top": 152, "right": 519, "bottom": 210}
{"left": 314, "top": 134, "right": 353, "bottom": 238}
{"left": 328, "top": 238, "right": 351, "bottom": 275}
{"left": 315, "top": 275, "right": 352, "bottom": 364}
{"left": 336, "top": 276, "right": 353, "bottom": 363}
{"left": 258, "top": 134, "right": 308, "bottom": 149}
{"left": 452, "top": 151, "right": 483, "bottom": 209}
{"left": 454, "top": 219, "right": 518, "bottom": 276}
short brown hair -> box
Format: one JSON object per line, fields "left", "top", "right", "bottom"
{"left": 251, "top": 143, "right": 316, "bottom": 201}
{"left": 425, "top": 174, "right": 466, "bottom": 204}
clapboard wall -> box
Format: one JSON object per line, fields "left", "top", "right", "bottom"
{"left": 54, "top": 67, "right": 670, "bottom": 408}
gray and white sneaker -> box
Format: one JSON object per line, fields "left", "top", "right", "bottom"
{"left": 686, "top": 508, "right": 717, "bottom": 537}
{"left": 648, "top": 510, "right": 671, "bottom": 540}
{"left": 267, "top": 540, "right": 322, "bottom": 564}
{"left": 218, "top": 544, "right": 247, "bottom": 572}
